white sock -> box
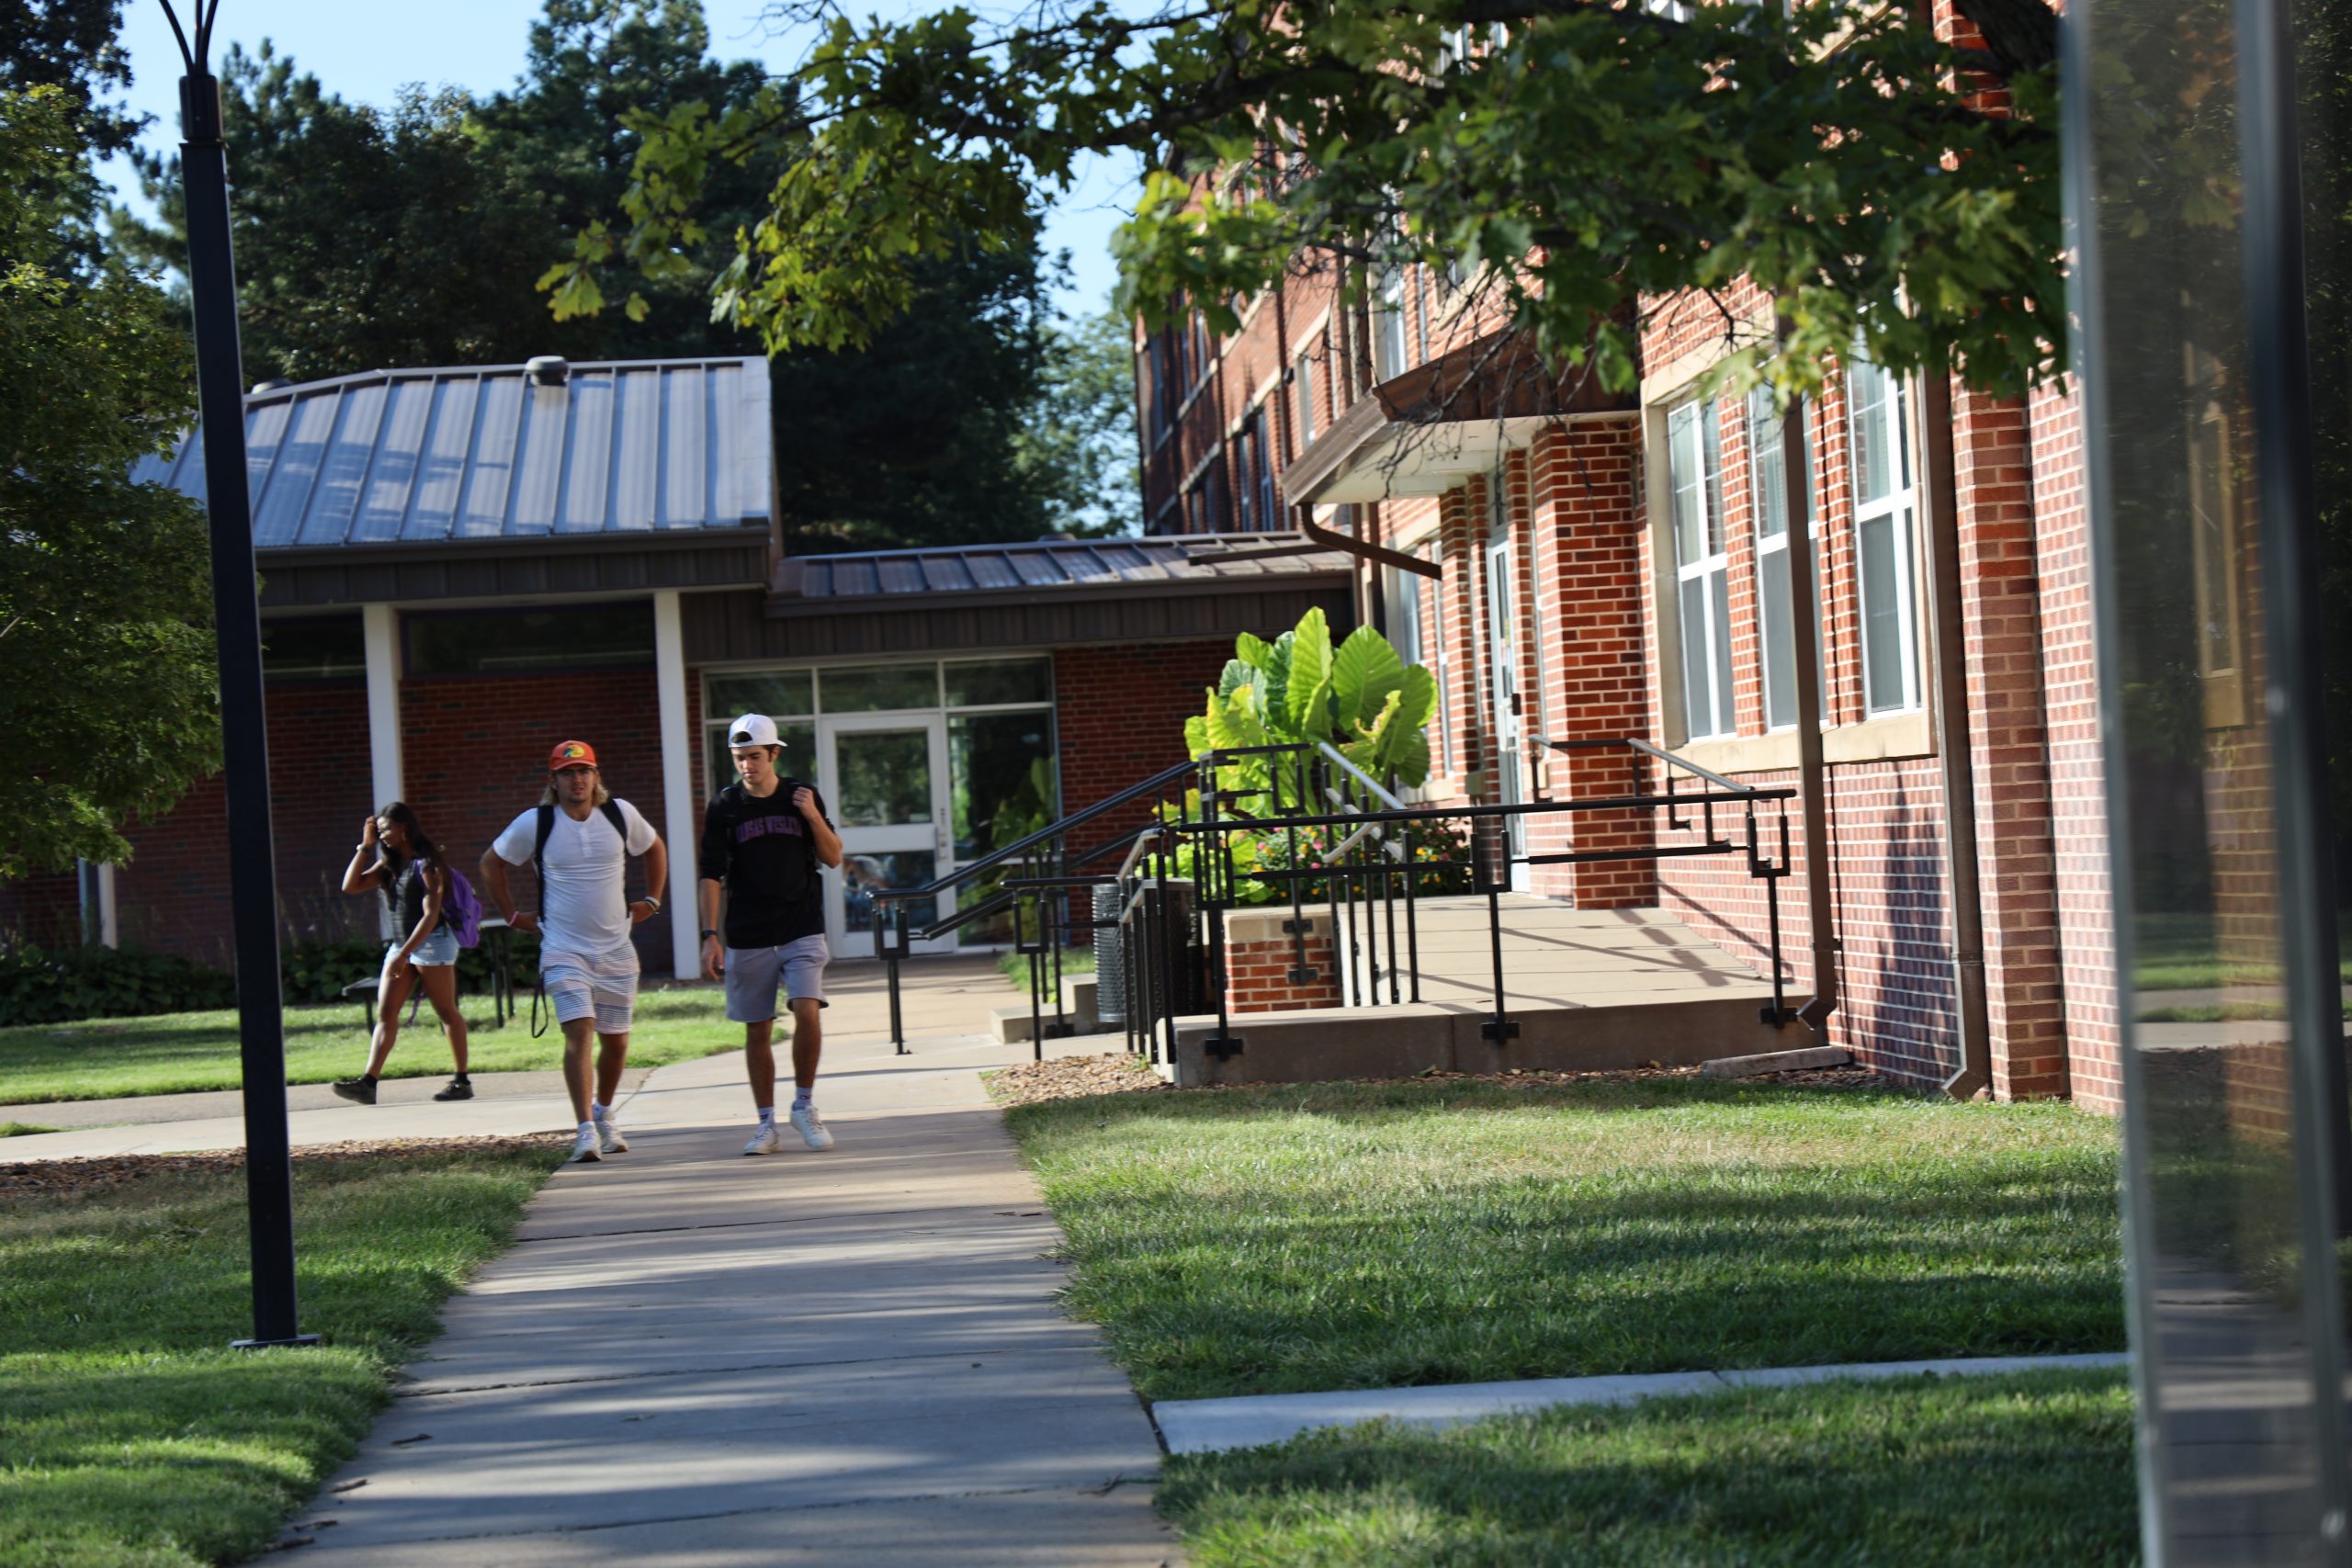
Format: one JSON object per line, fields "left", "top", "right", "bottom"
{"left": 578, "top": 1121, "right": 594, "bottom": 1137}
{"left": 793, "top": 1089, "right": 813, "bottom": 1111}
{"left": 592, "top": 1100, "right": 610, "bottom": 1121}
{"left": 757, "top": 1105, "right": 775, "bottom": 1125}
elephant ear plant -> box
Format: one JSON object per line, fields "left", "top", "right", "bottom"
{"left": 1182, "top": 606, "right": 1438, "bottom": 810}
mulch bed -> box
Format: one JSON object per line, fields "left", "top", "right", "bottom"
{"left": 986, "top": 1053, "right": 1904, "bottom": 1109}
{"left": 0, "top": 1134, "right": 562, "bottom": 1206}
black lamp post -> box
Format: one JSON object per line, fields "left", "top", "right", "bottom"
{"left": 158, "top": 0, "right": 314, "bottom": 1351}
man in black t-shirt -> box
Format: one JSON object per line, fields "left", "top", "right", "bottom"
{"left": 698, "top": 714, "right": 845, "bottom": 1155}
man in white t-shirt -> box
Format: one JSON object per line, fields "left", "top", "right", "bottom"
{"left": 478, "top": 739, "right": 668, "bottom": 1165}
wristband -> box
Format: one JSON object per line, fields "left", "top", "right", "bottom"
{"left": 642, "top": 895, "right": 662, "bottom": 913}
{"left": 700, "top": 928, "right": 719, "bottom": 941}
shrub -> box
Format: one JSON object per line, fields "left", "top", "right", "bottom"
{"left": 0, "top": 942, "right": 236, "bottom": 1027}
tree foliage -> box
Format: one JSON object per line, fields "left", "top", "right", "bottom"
{"left": 1019, "top": 299, "right": 1145, "bottom": 536}
{"left": 554, "top": 0, "right": 2063, "bottom": 402}
{"left": 0, "top": 86, "right": 217, "bottom": 881}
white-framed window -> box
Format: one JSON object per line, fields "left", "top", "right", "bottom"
{"left": 1668, "top": 399, "right": 1734, "bottom": 741}
{"left": 1373, "top": 265, "right": 1408, "bottom": 381}
{"left": 1415, "top": 266, "right": 1432, "bottom": 364}
{"left": 1747, "top": 389, "right": 1824, "bottom": 730}
{"left": 1846, "top": 353, "right": 1920, "bottom": 714}
{"left": 1295, "top": 350, "right": 1317, "bottom": 444}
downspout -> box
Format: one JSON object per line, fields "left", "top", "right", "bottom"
{"left": 1918, "top": 367, "right": 1996, "bottom": 1099}
{"left": 1780, "top": 388, "right": 1839, "bottom": 1031}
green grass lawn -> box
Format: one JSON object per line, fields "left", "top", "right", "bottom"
{"left": 997, "top": 943, "right": 1095, "bottom": 1000}
{"left": 1003, "top": 1077, "right": 2123, "bottom": 1403}
{"left": 0, "top": 1122, "right": 60, "bottom": 1138}
{"left": 0, "top": 1143, "right": 560, "bottom": 1568}
{"left": 2134, "top": 909, "right": 2352, "bottom": 992}
{"left": 0, "top": 987, "right": 748, "bottom": 1106}
{"left": 1161, "top": 1367, "right": 2136, "bottom": 1567}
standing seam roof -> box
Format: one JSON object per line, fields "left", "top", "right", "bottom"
{"left": 130, "top": 356, "right": 772, "bottom": 547}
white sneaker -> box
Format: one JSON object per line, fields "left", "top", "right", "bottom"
{"left": 789, "top": 1103, "right": 833, "bottom": 1152}
{"left": 742, "top": 1120, "right": 786, "bottom": 1156}
{"left": 594, "top": 1115, "right": 628, "bottom": 1156}
{"left": 567, "top": 1126, "right": 603, "bottom": 1164}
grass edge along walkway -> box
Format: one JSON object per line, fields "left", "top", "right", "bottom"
{"left": 1002, "top": 1075, "right": 2123, "bottom": 1404}
{"left": 0, "top": 1139, "right": 562, "bottom": 1568}
{"left": 1159, "top": 1365, "right": 2138, "bottom": 1567}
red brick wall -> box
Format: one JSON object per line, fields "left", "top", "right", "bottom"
{"left": 1053, "top": 640, "right": 1237, "bottom": 856}
{"left": 106, "top": 679, "right": 378, "bottom": 966}
{"left": 401, "top": 667, "right": 673, "bottom": 969}
{"left": 1222, "top": 912, "right": 1343, "bottom": 1012}
{"left": 0, "top": 870, "right": 82, "bottom": 948}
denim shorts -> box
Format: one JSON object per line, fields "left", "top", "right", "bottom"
{"left": 724, "top": 934, "right": 829, "bottom": 1022}
{"left": 395, "top": 926, "right": 459, "bottom": 967}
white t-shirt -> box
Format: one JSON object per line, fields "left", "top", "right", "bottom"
{"left": 492, "top": 798, "right": 658, "bottom": 971}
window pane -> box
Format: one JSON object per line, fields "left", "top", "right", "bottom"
{"left": 1748, "top": 391, "right": 1788, "bottom": 540}
{"left": 820, "top": 664, "right": 938, "bottom": 712}
{"left": 842, "top": 851, "right": 935, "bottom": 933}
{"left": 834, "top": 728, "right": 933, "bottom": 826}
{"left": 1669, "top": 407, "right": 1704, "bottom": 566}
{"left": 1701, "top": 404, "right": 1725, "bottom": 554}
{"left": 950, "top": 712, "right": 1058, "bottom": 859}
{"left": 1850, "top": 360, "right": 1890, "bottom": 505}
{"left": 707, "top": 670, "right": 813, "bottom": 719}
{"left": 263, "top": 615, "right": 365, "bottom": 680}
{"left": 1859, "top": 514, "right": 1906, "bottom": 710}
{"left": 944, "top": 659, "right": 1052, "bottom": 708}
{"left": 407, "top": 603, "right": 653, "bottom": 676}
{"left": 1679, "top": 577, "right": 1715, "bottom": 739}
{"left": 1708, "top": 566, "right": 1734, "bottom": 737}
{"left": 1760, "top": 547, "right": 1795, "bottom": 728}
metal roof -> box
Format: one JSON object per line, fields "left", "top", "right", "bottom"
{"left": 132, "top": 356, "right": 772, "bottom": 550}
{"left": 775, "top": 534, "right": 1353, "bottom": 604}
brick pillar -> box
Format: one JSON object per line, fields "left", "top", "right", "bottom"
{"left": 1951, "top": 384, "right": 2070, "bottom": 1100}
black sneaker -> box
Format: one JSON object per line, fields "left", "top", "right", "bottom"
{"left": 433, "top": 1077, "right": 475, "bottom": 1102}
{"left": 331, "top": 1076, "right": 378, "bottom": 1106}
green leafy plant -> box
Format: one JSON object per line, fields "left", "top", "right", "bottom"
{"left": 0, "top": 942, "right": 235, "bottom": 1027}
{"left": 1182, "top": 607, "right": 1437, "bottom": 807}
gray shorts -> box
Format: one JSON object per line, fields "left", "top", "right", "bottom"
{"left": 543, "top": 962, "right": 639, "bottom": 1034}
{"left": 724, "top": 934, "right": 830, "bottom": 1023}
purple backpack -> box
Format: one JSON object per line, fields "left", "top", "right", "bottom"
{"left": 441, "top": 866, "right": 484, "bottom": 949}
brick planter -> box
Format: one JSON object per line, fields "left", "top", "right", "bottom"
{"left": 1222, "top": 907, "right": 1342, "bottom": 1012}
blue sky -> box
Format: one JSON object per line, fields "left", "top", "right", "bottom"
{"left": 106, "top": 0, "right": 1138, "bottom": 321}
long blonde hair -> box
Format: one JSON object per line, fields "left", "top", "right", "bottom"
{"left": 540, "top": 775, "right": 612, "bottom": 807}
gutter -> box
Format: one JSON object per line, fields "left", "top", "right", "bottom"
{"left": 1917, "top": 367, "right": 1995, "bottom": 1100}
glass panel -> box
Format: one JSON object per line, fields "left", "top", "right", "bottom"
{"left": 707, "top": 670, "right": 813, "bottom": 720}
{"left": 1708, "top": 566, "right": 1734, "bottom": 737}
{"left": 841, "top": 851, "right": 935, "bottom": 933}
{"left": 406, "top": 603, "right": 653, "bottom": 676}
{"left": 1701, "top": 402, "right": 1725, "bottom": 554}
{"left": 2080, "top": 0, "right": 2348, "bottom": 1550}
{"left": 262, "top": 615, "right": 366, "bottom": 681}
{"left": 1668, "top": 405, "right": 1702, "bottom": 566}
{"left": 1850, "top": 359, "right": 1890, "bottom": 506}
{"left": 1679, "top": 577, "right": 1713, "bottom": 739}
{"left": 951, "top": 712, "right": 1057, "bottom": 860}
{"left": 1748, "top": 390, "right": 1788, "bottom": 539}
{"left": 708, "top": 720, "right": 813, "bottom": 799}
{"left": 1858, "top": 515, "right": 1903, "bottom": 711}
{"left": 944, "top": 659, "right": 1052, "bottom": 708}
{"left": 833, "top": 728, "right": 931, "bottom": 826}
{"left": 1759, "top": 548, "right": 1794, "bottom": 729}
{"left": 820, "top": 663, "right": 938, "bottom": 713}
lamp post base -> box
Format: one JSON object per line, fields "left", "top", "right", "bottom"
{"left": 231, "top": 1335, "right": 323, "bottom": 1351}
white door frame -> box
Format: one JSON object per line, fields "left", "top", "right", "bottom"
{"left": 818, "top": 712, "right": 956, "bottom": 953}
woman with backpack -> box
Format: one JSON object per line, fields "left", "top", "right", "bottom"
{"left": 333, "top": 801, "right": 474, "bottom": 1106}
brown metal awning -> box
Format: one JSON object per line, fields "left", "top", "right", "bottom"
{"left": 1281, "top": 329, "right": 1637, "bottom": 507}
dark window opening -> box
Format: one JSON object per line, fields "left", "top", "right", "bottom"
{"left": 406, "top": 602, "right": 656, "bottom": 678}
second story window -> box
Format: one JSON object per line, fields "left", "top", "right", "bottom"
{"left": 1234, "top": 421, "right": 1260, "bottom": 532}
{"left": 1374, "top": 266, "right": 1408, "bottom": 381}
{"left": 1295, "top": 351, "right": 1317, "bottom": 444}
{"left": 1668, "top": 399, "right": 1733, "bottom": 741}
{"left": 1847, "top": 353, "right": 1920, "bottom": 714}
{"left": 1251, "top": 408, "right": 1277, "bottom": 529}
{"left": 1748, "top": 389, "right": 1824, "bottom": 730}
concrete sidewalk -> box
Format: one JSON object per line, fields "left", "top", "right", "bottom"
{"left": 291, "top": 1036, "right": 1177, "bottom": 1565}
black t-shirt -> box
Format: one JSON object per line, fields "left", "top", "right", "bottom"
{"left": 383, "top": 856, "right": 441, "bottom": 938}
{"left": 699, "top": 780, "right": 831, "bottom": 947}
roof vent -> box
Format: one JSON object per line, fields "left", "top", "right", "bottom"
{"left": 249, "top": 378, "right": 293, "bottom": 395}
{"left": 526, "top": 355, "right": 570, "bottom": 387}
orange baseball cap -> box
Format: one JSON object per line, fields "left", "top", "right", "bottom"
{"left": 548, "top": 739, "right": 599, "bottom": 771}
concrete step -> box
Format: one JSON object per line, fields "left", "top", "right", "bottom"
{"left": 1170, "top": 995, "right": 1812, "bottom": 1086}
{"left": 989, "top": 1002, "right": 1114, "bottom": 1045}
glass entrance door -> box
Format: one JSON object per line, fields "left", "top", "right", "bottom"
{"left": 819, "top": 715, "right": 953, "bottom": 953}
{"left": 1485, "top": 530, "right": 1530, "bottom": 890}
